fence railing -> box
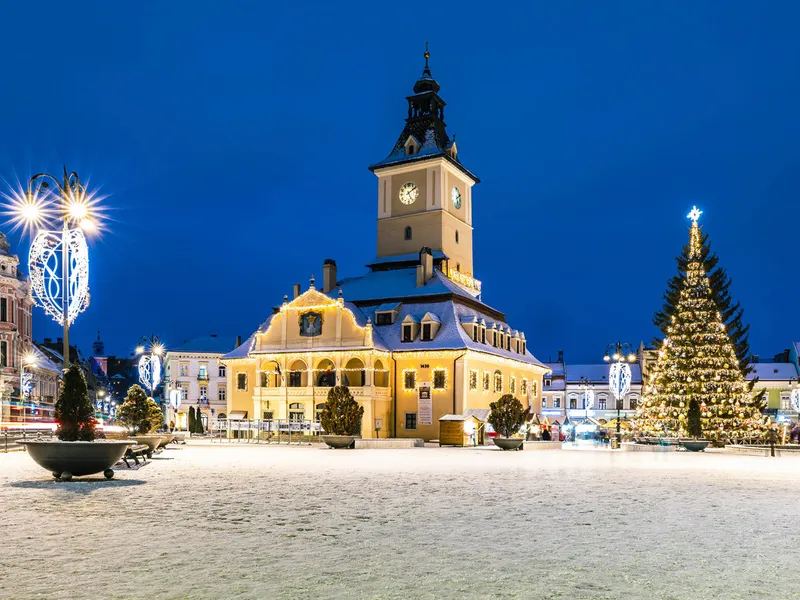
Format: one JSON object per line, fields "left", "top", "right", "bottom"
{"left": 207, "top": 419, "right": 324, "bottom": 444}
{"left": 1, "top": 428, "right": 56, "bottom": 453}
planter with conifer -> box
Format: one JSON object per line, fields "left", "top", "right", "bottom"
{"left": 117, "top": 384, "right": 165, "bottom": 456}
{"left": 489, "top": 394, "right": 529, "bottom": 450}
{"left": 320, "top": 386, "right": 364, "bottom": 448}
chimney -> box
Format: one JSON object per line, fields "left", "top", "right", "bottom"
{"left": 751, "top": 354, "right": 759, "bottom": 364}
{"left": 235, "top": 335, "right": 242, "bottom": 348}
{"left": 323, "top": 258, "right": 337, "bottom": 293}
{"left": 293, "top": 283, "right": 301, "bottom": 299}
{"left": 557, "top": 350, "right": 564, "bottom": 363}
{"left": 416, "top": 264, "right": 424, "bottom": 287}
{"left": 419, "top": 247, "right": 433, "bottom": 282}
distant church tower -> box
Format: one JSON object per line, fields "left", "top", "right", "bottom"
{"left": 369, "top": 44, "right": 479, "bottom": 278}
{"left": 92, "top": 330, "right": 105, "bottom": 356}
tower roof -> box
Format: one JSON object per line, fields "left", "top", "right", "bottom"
{"left": 369, "top": 45, "right": 479, "bottom": 182}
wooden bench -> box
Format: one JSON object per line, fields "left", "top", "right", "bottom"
{"left": 121, "top": 444, "right": 149, "bottom": 468}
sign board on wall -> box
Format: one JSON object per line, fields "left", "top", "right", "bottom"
{"left": 418, "top": 382, "right": 432, "bottom": 425}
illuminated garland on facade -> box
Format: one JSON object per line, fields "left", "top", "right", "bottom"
{"left": 635, "top": 211, "right": 767, "bottom": 441}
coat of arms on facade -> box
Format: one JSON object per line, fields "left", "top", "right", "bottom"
{"left": 299, "top": 312, "right": 323, "bottom": 337}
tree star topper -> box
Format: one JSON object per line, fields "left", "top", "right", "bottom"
{"left": 687, "top": 206, "right": 703, "bottom": 224}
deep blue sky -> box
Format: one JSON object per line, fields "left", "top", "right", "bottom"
{"left": 1, "top": 1, "right": 798, "bottom": 363}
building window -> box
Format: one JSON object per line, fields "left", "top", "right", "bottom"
{"left": 180, "top": 363, "right": 189, "bottom": 376}
{"left": 506, "top": 336, "right": 511, "bottom": 351}
{"left": 199, "top": 385, "right": 208, "bottom": 400}
{"left": 542, "top": 397, "right": 547, "bottom": 407}
{"left": 481, "top": 328, "right": 486, "bottom": 344}
{"left": 0, "top": 298, "right": 6, "bottom": 322}
{"left": 521, "top": 379, "right": 528, "bottom": 396}
{"left": 421, "top": 323, "right": 432, "bottom": 341}
{"left": 404, "top": 226, "right": 412, "bottom": 241}
{"left": 263, "top": 411, "right": 274, "bottom": 420}
{"left": 236, "top": 373, "right": 247, "bottom": 391}
{"left": 0, "top": 341, "right": 6, "bottom": 367}
{"left": 780, "top": 392, "right": 791, "bottom": 410}
{"left": 629, "top": 396, "right": 638, "bottom": 410}
{"left": 288, "top": 370, "right": 303, "bottom": 387}
{"left": 509, "top": 376, "right": 516, "bottom": 395}
{"left": 553, "top": 396, "right": 561, "bottom": 409}
{"left": 472, "top": 325, "right": 478, "bottom": 342}
{"left": 289, "top": 402, "right": 305, "bottom": 422}
{"left": 218, "top": 365, "right": 226, "bottom": 378}
{"left": 483, "top": 371, "right": 490, "bottom": 392}
{"left": 403, "top": 370, "right": 417, "bottom": 390}
{"left": 218, "top": 387, "right": 226, "bottom": 402}
{"left": 492, "top": 331, "right": 497, "bottom": 347}
{"left": 455, "top": 230, "right": 459, "bottom": 244}
{"left": 544, "top": 377, "right": 551, "bottom": 387}
{"left": 494, "top": 370, "right": 502, "bottom": 393}
{"left": 198, "top": 363, "right": 208, "bottom": 380}
{"left": 521, "top": 342, "right": 526, "bottom": 355}
{"left": 433, "top": 368, "right": 447, "bottom": 390}
{"left": 180, "top": 383, "right": 188, "bottom": 401}
{"left": 598, "top": 397, "right": 607, "bottom": 410}
{"left": 456, "top": 263, "right": 460, "bottom": 272}
{"left": 402, "top": 324, "right": 414, "bottom": 342}
{"left": 375, "top": 312, "right": 393, "bottom": 326}
{"left": 569, "top": 397, "right": 577, "bottom": 409}
{"left": 405, "top": 412, "right": 417, "bottom": 430}
{"left": 469, "top": 370, "right": 478, "bottom": 391}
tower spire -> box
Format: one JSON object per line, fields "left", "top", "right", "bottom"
{"left": 424, "top": 41, "right": 430, "bottom": 72}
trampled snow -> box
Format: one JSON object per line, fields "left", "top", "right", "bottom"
{"left": 1, "top": 443, "right": 799, "bottom": 599}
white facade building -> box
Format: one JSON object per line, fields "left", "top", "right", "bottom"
{"left": 163, "top": 335, "right": 239, "bottom": 430}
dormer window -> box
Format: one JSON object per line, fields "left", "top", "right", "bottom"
{"left": 472, "top": 325, "right": 478, "bottom": 342}
{"left": 544, "top": 376, "right": 552, "bottom": 387}
{"left": 421, "top": 312, "right": 441, "bottom": 341}
{"left": 404, "top": 136, "right": 421, "bottom": 156}
{"left": 401, "top": 315, "right": 420, "bottom": 342}
{"left": 402, "top": 324, "right": 414, "bottom": 342}
{"left": 376, "top": 312, "right": 393, "bottom": 326}
{"left": 374, "top": 302, "right": 401, "bottom": 326}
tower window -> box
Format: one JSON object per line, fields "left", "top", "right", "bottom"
{"left": 455, "top": 230, "right": 459, "bottom": 244}
{"left": 404, "top": 226, "right": 412, "bottom": 241}
{"left": 456, "top": 263, "right": 460, "bottom": 272}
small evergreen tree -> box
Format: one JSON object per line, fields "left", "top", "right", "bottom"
{"left": 320, "top": 386, "right": 363, "bottom": 436}
{"left": 196, "top": 409, "right": 205, "bottom": 434}
{"left": 488, "top": 394, "right": 529, "bottom": 438}
{"left": 686, "top": 398, "right": 703, "bottom": 439}
{"left": 188, "top": 406, "right": 196, "bottom": 433}
{"left": 54, "top": 363, "right": 96, "bottom": 441}
{"left": 117, "top": 384, "right": 164, "bottom": 434}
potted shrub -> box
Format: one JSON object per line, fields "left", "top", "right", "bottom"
{"left": 18, "top": 364, "right": 132, "bottom": 480}
{"left": 320, "top": 386, "right": 364, "bottom": 449}
{"left": 117, "top": 384, "right": 165, "bottom": 457}
{"left": 489, "top": 394, "right": 529, "bottom": 451}
{"left": 680, "top": 399, "right": 709, "bottom": 452}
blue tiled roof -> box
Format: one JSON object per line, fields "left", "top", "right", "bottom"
{"left": 331, "top": 267, "right": 479, "bottom": 303}
{"left": 170, "top": 336, "right": 239, "bottom": 354}
{"left": 748, "top": 363, "right": 798, "bottom": 381}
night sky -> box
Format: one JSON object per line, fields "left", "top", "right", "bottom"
{"left": 1, "top": 1, "right": 798, "bottom": 363}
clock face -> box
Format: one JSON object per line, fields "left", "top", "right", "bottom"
{"left": 399, "top": 182, "right": 419, "bottom": 205}
{"left": 451, "top": 186, "right": 462, "bottom": 209}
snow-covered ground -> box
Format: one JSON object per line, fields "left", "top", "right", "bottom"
{"left": 1, "top": 443, "right": 799, "bottom": 600}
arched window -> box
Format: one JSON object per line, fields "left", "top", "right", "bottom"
{"left": 569, "top": 395, "right": 578, "bottom": 409}
{"left": 455, "top": 230, "right": 459, "bottom": 244}
{"left": 316, "top": 403, "right": 325, "bottom": 422}
{"left": 629, "top": 396, "right": 638, "bottom": 410}
{"left": 217, "top": 413, "right": 227, "bottom": 420}
{"left": 404, "top": 226, "right": 412, "bottom": 241}
{"left": 374, "top": 359, "right": 388, "bottom": 387}
{"left": 288, "top": 359, "right": 307, "bottom": 387}
{"left": 316, "top": 359, "right": 336, "bottom": 387}
{"left": 343, "top": 357, "right": 366, "bottom": 387}
{"left": 289, "top": 402, "right": 305, "bottom": 421}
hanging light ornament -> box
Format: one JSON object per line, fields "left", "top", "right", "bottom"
{"left": 138, "top": 353, "right": 162, "bottom": 393}
{"left": 609, "top": 361, "right": 632, "bottom": 401}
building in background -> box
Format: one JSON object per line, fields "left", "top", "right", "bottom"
{"left": 164, "top": 335, "right": 239, "bottom": 429}
{"left": 0, "top": 232, "right": 34, "bottom": 425}
{"left": 747, "top": 359, "right": 798, "bottom": 424}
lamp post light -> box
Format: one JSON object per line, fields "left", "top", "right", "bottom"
{"left": 136, "top": 335, "right": 164, "bottom": 402}
{"left": 604, "top": 341, "right": 637, "bottom": 446}
{"left": 8, "top": 168, "right": 101, "bottom": 364}
{"left": 20, "top": 351, "right": 37, "bottom": 425}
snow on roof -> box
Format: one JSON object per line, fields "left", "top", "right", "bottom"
{"left": 222, "top": 315, "right": 275, "bottom": 360}
{"left": 565, "top": 364, "right": 643, "bottom": 384}
{"left": 331, "top": 267, "right": 478, "bottom": 303}
{"left": 464, "top": 408, "right": 490, "bottom": 422}
{"left": 31, "top": 344, "right": 61, "bottom": 373}
{"left": 169, "top": 335, "right": 239, "bottom": 355}
{"left": 421, "top": 312, "right": 441, "bottom": 323}
{"left": 367, "top": 250, "right": 447, "bottom": 266}
{"left": 373, "top": 302, "right": 402, "bottom": 313}
{"left": 747, "top": 363, "right": 798, "bottom": 381}
{"left": 545, "top": 363, "right": 565, "bottom": 377}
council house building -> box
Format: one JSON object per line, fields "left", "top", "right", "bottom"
{"left": 222, "top": 50, "right": 548, "bottom": 440}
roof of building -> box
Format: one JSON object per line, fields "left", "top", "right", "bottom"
{"left": 747, "top": 362, "right": 799, "bottom": 381}
{"left": 367, "top": 250, "right": 447, "bottom": 266}
{"left": 545, "top": 362, "right": 565, "bottom": 377}
{"left": 565, "top": 363, "right": 643, "bottom": 384}
{"left": 31, "top": 344, "right": 61, "bottom": 373}
{"left": 331, "top": 267, "right": 480, "bottom": 303}
{"left": 168, "top": 335, "right": 240, "bottom": 355}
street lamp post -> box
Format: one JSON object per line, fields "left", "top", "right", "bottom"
{"left": 604, "top": 341, "right": 637, "bottom": 446}
{"left": 19, "top": 351, "right": 37, "bottom": 426}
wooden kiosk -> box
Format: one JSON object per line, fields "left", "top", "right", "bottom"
{"left": 438, "top": 409, "right": 488, "bottom": 447}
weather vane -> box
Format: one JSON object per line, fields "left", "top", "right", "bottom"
{"left": 687, "top": 206, "right": 703, "bottom": 224}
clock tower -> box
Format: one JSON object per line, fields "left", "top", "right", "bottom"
{"left": 369, "top": 46, "right": 479, "bottom": 280}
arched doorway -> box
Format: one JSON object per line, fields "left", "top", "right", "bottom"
{"left": 343, "top": 357, "right": 365, "bottom": 387}
{"left": 288, "top": 359, "right": 307, "bottom": 387}
{"left": 316, "top": 359, "right": 336, "bottom": 387}
{"left": 374, "top": 359, "right": 388, "bottom": 387}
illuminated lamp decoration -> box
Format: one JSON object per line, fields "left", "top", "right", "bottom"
{"left": 609, "top": 362, "right": 632, "bottom": 402}
{"left": 583, "top": 388, "right": 595, "bottom": 411}
{"left": 138, "top": 353, "right": 162, "bottom": 393}
{"left": 29, "top": 228, "right": 90, "bottom": 326}
{"left": 791, "top": 388, "right": 800, "bottom": 412}
{"left": 21, "top": 373, "right": 33, "bottom": 397}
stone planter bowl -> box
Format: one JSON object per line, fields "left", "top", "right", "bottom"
{"left": 322, "top": 435, "right": 356, "bottom": 449}
{"left": 130, "top": 435, "right": 163, "bottom": 457}
{"left": 156, "top": 434, "right": 175, "bottom": 449}
{"left": 680, "top": 439, "right": 710, "bottom": 452}
{"left": 17, "top": 440, "right": 133, "bottom": 480}
{"left": 493, "top": 437, "right": 524, "bottom": 451}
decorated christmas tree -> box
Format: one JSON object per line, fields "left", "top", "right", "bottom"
{"left": 635, "top": 208, "right": 766, "bottom": 443}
